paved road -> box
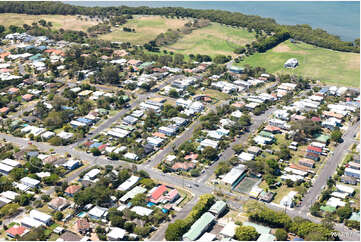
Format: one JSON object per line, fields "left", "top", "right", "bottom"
{"left": 1, "top": 89, "right": 359, "bottom": 240}
{"left": 197, "top": 106, "right": 277, "bottom": 184}
{"left": 300, "top": 121, "right": 360, "bottom": 212}
{"left": 69, "top": 77, "right": 172, "bottom": 148}
{"left": 1, "top": 122, "right": 359, "bottom": 241}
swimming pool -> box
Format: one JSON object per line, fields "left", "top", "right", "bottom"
{"left": 77, "top": 211, "right": 87, "bottom": 217}
{"left": 147, "top": 202, "right": 155, "bottom": 207}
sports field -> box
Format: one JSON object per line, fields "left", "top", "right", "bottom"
{"left": 100, "top": 15, "right": 187, "bottom": 45}
{"left": 0, "top": 13, "right": 98, "bottom": 31}
{"left": 163, "top": 22, "right": 256, "bottom": 57}
{"left": 237, "top": 40, "right": 360, "bottom": 87}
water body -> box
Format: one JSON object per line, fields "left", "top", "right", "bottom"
{"left": 68, "top": 1, "right": 360, "bottom": 41}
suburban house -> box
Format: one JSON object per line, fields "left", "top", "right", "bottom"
{"left": 6, "top": 226, "right": 29, "bottom": 238}
{"left": 48, "top": 197, "right": 69, "bottom": 211}
{"left": 183, "top": 212, "right": 215, "bottom": 241}
{"left": 64, "top": 185, "right": 81, "bottom": 197}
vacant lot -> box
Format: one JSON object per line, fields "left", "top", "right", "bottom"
{"left": 100, "top": 15, "right": 187, "bottom": 45}
{"left": 237, "top": 40, "right": 360, "bottom": 87}
{"left": 0, "top": 13, "right": 98, "bottom": 31}
{"left": 163, "top": 22, "right": 256, "bottom": 57}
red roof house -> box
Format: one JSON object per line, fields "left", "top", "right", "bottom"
{"left": 307, "top": 145, "right": 322, "bottom": 154}
{"left": 65, "top": 185, "right": 81, "bottom": 197}
{"left": 0, "top": 107, "right": 9, "bottom": 114}
{"left": 151, "top": 184, "right": 167, "bottom": 201}
{"left": 184, "top": 153, "right": 198, "bottom": 161}
{"left": 311, "top": 117, "right": 321, "bottom": 122}
{"left": 6, "top": 226, "right": 28, "bottom": 238}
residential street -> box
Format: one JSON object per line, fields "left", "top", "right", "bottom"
{"left": 299, "top": 121, "right": 360, "bottom": 213}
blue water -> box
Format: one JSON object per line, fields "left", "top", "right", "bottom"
{"left": 67, "top": 1, "right": 360, "bottom": 41}
{"left": 77, "top": 211, "right": 87, "bottom": 217}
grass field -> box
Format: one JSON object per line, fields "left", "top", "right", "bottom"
{"left": 0, "top": 13, "right": 98, "bottom": 31}
{"left": 236, "top": 40, "right": 360, "bottom": 87}
{"left": 100, "top": 15, "right": 187, "bottom": 45}
{"left": 163, "top": 22, "right": 256, "bottom": 57}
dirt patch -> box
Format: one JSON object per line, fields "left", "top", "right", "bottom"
{"left": 273, "top": 44, "right": 291, "bottom": 53}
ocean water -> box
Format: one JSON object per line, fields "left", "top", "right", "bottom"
{"left": 67, "top": 1, "right": 360, "bottom": 41}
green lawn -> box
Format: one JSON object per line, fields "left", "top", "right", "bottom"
{"left": 99, "top": 15, "right": 187, "bottom": 45}
{"left": 195, "top": 88, "right": 231, "bottom": 101}
{"left": 236, "top": 40, "right": 360, "bottom": 87}
{"left": 163, "top": 22, "right": 256, "bottom": 57}
{"left": 273, "top": 185, "right": 295, "bottom": 204}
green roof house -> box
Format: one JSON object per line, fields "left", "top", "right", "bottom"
{"left": 209, "top": 200, "right": 227, "bottom": 217}
{"left": 259, "top": 131, "right": 274, "bottom": 139}
{"left": 315, "top": 134, "right": 330, "bottom": 144}
{"left": 320, "top": 205, "right": 336, "bottom": 213}
{"left": 183, "top": 212, "right": 215, "bottom": 241}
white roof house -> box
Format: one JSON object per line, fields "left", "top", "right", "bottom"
{"left": 124, "top": 152, "right": 139, "bottom": 161}
{"left": 20, "top": 177, "right": 40, "bottom": 188}
{"left": 88, "top": 206, "right": 108, "bottom": 220}
{"left": 84, "top": 168, "right": 101, "bottom": 180}
{"left": 21, "top": 216, "right": 43, "bottom": 228}
{"left": 238, "top": 152, "right": 255, "bottom": 162}
{"left": 197, "top": 232, "right": 217, "bottom": 241}
{"left": 326, "top": 197, "right": 346, "bottom": 208}
{"left": 117, "top": 175, "right": 140, "bottom": 191}
{"left": 331, "top": 192, "right": 348, "bottom": 199}
{"left": 130, "top": 206, "right": 153, "bottom": 216}
{"left": 222, "top": 164, "right": 247, "bottom": 186}
{"left": 57, "top": 131, "right": 74, "bottom": 140}
{"left": 207, "top": 130, "right": 223, "bottom": 140}
{"left": 0, "top": 163, "right": 14, "bottom": 175}
{"left": 336, "top": 184, "right": 355, "bottom": 195}
{"left": 1, "top": 158, "right": 20, "bottom": 167}
{"left": 231, "top": 110, "right": 243, "bottom": 119}
{"left": 280, "top": 191, "right": 297, "bottom": 208}
{"left": 107, "top": 227, "right": 127, "bottom": 240}
{"left": 200, "top": 139, "right": 219, "bottom": 149}
{"left": 120, "top": 186, "right": 147, "bottom": 203}
{"left": 29, "top": 209, "right": 52, "bottom": 225}
{"left": 41, "top": 131, "right": 55, "bottom": 139}
{"left": 1, "top": 191, "right": 19, "bottom": 201}
{"left": 220, "top": 222, "right": 237, "bottom": 238}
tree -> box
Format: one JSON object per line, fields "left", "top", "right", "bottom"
{"left": 169, "top": 89, "right": 179, "bottom": 98}
{"left": 15, "top": 194, "right": 30, "bottom": 206}
{"left": 331, "top": 129, "right": 342, "bottom": 143}
{"left": 131, "top": 193, "right": 147, "bottom": 206}
{"left": 54, "top": 211, "right": 64, "bottom": 221}
{"left": 202, "top": 146, "right": 218, "bottom": 160}
{"left": 139, "top": 178, "right": 155, "bottom": 189}
{"left": 134, "top": 225, "right": 152, "bottom": 238}
{"left": 336, "top": 205, "right": 352, "bottom": 222}
{"left": 310, "top": 202, "right": 321, "bottom": 217}
{"left": 235, "top": 226, "right": 260, "bottom": 241}
{"left": 275, "top": 228, "right": 288, "bottom": 241}
{"left": 43, "top": 174, "right": 60, "bottom": 185}
{"left": 165, "top": 219, "right": 188, "bottom": 241}
{"left": 215, "top": 161, "right": 231, "bottom": 177}
{"left": 49, "top": 136, "right": 63, "bottom": 146}
{"left": 90, "top": 147, "right": 101, "bottom": 156}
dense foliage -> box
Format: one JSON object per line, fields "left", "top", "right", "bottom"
{"left": 165, "top": 194, "right": 215, "bottom": 240}
{"left": 0, "top": 1, "right": 359, "bottom": 52}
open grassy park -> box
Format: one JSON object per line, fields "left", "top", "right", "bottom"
{"left": 236, "top": 40, "right": 360, "bottom": 87}
{"left": 163, "top": 22, "right": 256, "bottom": 57}
{"left": 100, "top": 15, "right": 188, "bottom": 45}
{"left": 0, "top": 13, "right": 98, "bottom": 31}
